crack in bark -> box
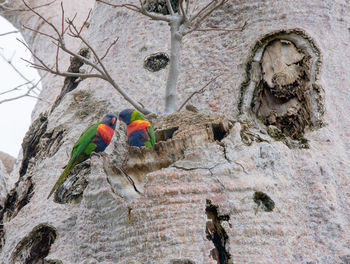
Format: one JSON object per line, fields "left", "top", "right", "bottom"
{"left": 205, "top": 199, "right": 232, "bottom": 264}
{"left": 113, "top": 166, "right": 141, "bottom": 194}
{"left": 172, "top": 164, "right": 226, "bottom": 190}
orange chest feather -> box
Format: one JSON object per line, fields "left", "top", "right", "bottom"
{"left": 97, "top": 124, "right": 114, "bottom": 145}
{"left": 127, "top": 120, "right": 150, "bottom": 137}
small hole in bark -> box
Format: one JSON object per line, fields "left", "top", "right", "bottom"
{"left": 143, "top": 0, "right": 179, "bottom": 15}
{"left": 253, "top": 191, "right": 275, "bottom": 212}
{"left": 144, "top": 52, "right": 169, "bottom": 72}
{"left": 155, "top": 127, "right": 178, "bottom": 142}
{"left": 212, "top": 123, "right": 228, "bottom": 142}
{"left": 11, "top": 224, "right": 57, "bottom": 264}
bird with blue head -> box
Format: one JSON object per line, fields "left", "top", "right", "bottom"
{"left": 47, "top": 113, "right": 118, "bottom": 199}
{"left": 119, "top": 109, "right": 155, "bottom": 149}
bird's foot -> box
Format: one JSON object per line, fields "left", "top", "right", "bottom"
{"left": 91, "top": 152, "right": 103, "bottom": 158}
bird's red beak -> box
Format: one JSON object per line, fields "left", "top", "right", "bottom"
{"left": 111, "top": 117, "right": 116, "bottom": 125}
{"left": 118, "top": 117, "right": 122, "bottom": 121}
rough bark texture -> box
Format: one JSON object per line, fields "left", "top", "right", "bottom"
{"left": 1, "top": 0, "right": 350, "bottom": 263}
{"left": 0, "top": 151, "right": 15, "bottom": 174}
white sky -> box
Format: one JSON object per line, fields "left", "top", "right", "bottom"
{"left": 0, "top": 16, "right": 40, "bottom": 157}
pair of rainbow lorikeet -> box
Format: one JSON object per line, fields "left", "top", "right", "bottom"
{"left": 47, "top": 109, "right": 155, "bottom": 199}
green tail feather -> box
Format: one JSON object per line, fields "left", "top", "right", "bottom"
{"left": 47, "top": 161, "right": 74, "bottom": 199}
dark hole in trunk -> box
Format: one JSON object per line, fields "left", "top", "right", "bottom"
{"left": 144, "top": 52, "right": 169, "bottom": 72}
{"left": 253, "top": 191, "right": 275, "bottom": 212}
{"left": 11, "top": 224, "right": 57, "bottom": 264}
{"left": 212, "top": 123, "right": 228, "bottom": 142}
{"left": 155, "top": 127, "right": 178, "bottom": 142}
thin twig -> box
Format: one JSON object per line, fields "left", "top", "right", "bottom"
{"left": 101, "top": 37, "right": 119, "bottom": 61}
{"left": 95, "top": 0, "right": 139, "bottom": 11}
{"left": 22, "top": 0, "right": 62, "bottom": 40}
{"left": 66, "top": 22, "right": 108, "bottom": 75}
{"left": 179, "top": 0, "right": 187, "bottom": 21}
{"left": 194, "top": 21, "right": 248, "bottom": 32}
{"left": 55, "top": 40, "right": 59, "bottom": 71}
{"left": 60, "top": 2, "right": 64, "bottom": 36}
{"left": 19, "top": 0, "right": 152, "bottom": 114}
{"left": 22, "top": 25, "right": 58, "bottom": 41}
{"left": 50, "top": 36, "right": 106, "bottom": 76}
{"left": 0, "top": 73, "right": 47, "bottom": 104}
{"left": 22, "top": 57, "right": 104, "bottom": 79}
{"left": 0, "top": 0, "right": 56, "bottom": 12}
{"left": 0, "top": 50, "right": 37, "bottom": 87}
{"left": 165, "top": 0, "right": 174, "bottom": 15}
{"left": 195, "top": 0, "right": 226, "bottom": 26}
{"left": 189, "top": 0, "right": 215, "bottom": 23}
{"left": 96, "top": 0, "right": 170, "bottom": 22}
{"left": 0, "top": 81, "right": 32, "bottom": 96}
{"left": 63, "top": 13, "right": 76, "bottom": 34}
{"left": 186, "top": 0, "right": 190, "bottom": 14}
{"left": 18, "top": 38, "right": 54, "bottom": 72}
{"left": 0, "top": 31, "right": 18, "bottom": 37}
{"left": 177, "top": 73, "right": 223, "bottom": 111}
{"left": 78, "top": 9, "right": 92, "bottom": 36}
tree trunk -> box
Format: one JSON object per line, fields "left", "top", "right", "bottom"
{"left": 1, "top": 1, "right": 350, "bottom": 263}
{"left": 165, "top": 16, "right": 182, "bottom": 114}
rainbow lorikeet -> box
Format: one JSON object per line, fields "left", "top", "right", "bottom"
{"left": 118, "top": 109, "right": 156, "bottom": 149}
{"left": 47, "top": 113, "right": 118, "bottom": 199}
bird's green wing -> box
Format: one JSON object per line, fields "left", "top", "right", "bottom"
{"left": 70, "top": 123, "right": 99, "bottom": 161}
{"left": 144, "top": 125, "right": 156, "bottom": 149}
{"left": 47, "top": 124, "right": 98, "bottom": 199}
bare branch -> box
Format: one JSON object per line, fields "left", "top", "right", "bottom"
{"left": 165, "top": 0, "right": 174, "bottom": 16}
{"left": 0, "top": 50, "right": 37, "bottom": 89}
{"left": 65, "top": 21, "right": 108, "bottom": 75}
{"left": 18, "top": 38, "right": 55, "bottom": 73}
{"left": 18, "top": 0, "right": 152, "bottom": 114}
{"left": 21, "top": 57, "right": 104, "bottom": 80}
{"left": 0, "top": 73, "right": 47, "bottom": 104}
{"left": 0, "top": 81, "right": 32, "bottom": 96}
{"left": 60, "top": 2, "right": 64, "bottom": 36}
{"left": 63, "top": 13, "right": 77, "bottom": 35}
{"left": 95, "top": 0, "right": 140, "bottom": 11}
{"left": 0, "top": 0, "right": 56, "bottom": 13}
{"left": 22, "top": 0, "right": 62, "bottom": 40}
{"left": 195, "top": 0, "right": 227, "bottom": 26}
{"left": 78, "top": 9, "right": 92, "bottom": 36}
{"left": 96, "top": 0, "right": 170, "bottom": 22}
{"left": 22, "top": 25, "right": 58, "bottom": 41}
{"left": 101, "top": 37, "right": 119, "bottom": 61}
{"left": 0, "top": 31, "right": 18, "bottom": 37}
{"left": 194, "top": 20, "right": 248, "bottom": 32}
{"left": 51, "top": 37, "right": 106, "bottom": 76}
{"left": 55, "top": 40, "right": 60, "bottom": 71}
{"left": 177, "top": 73, "right": 223, "bottom": 111}
{"left": 179, "top": 0, "right": 187, "bottom": 21}
{"left": 189, "top": 0, "right": 216, "bottom": 23}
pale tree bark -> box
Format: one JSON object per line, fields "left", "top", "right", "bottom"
{"left": 1, "top": 1, "right": 350, "bottom": 264}
{"left": 165, "top": 15, "right": 182, "bottom": 113}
